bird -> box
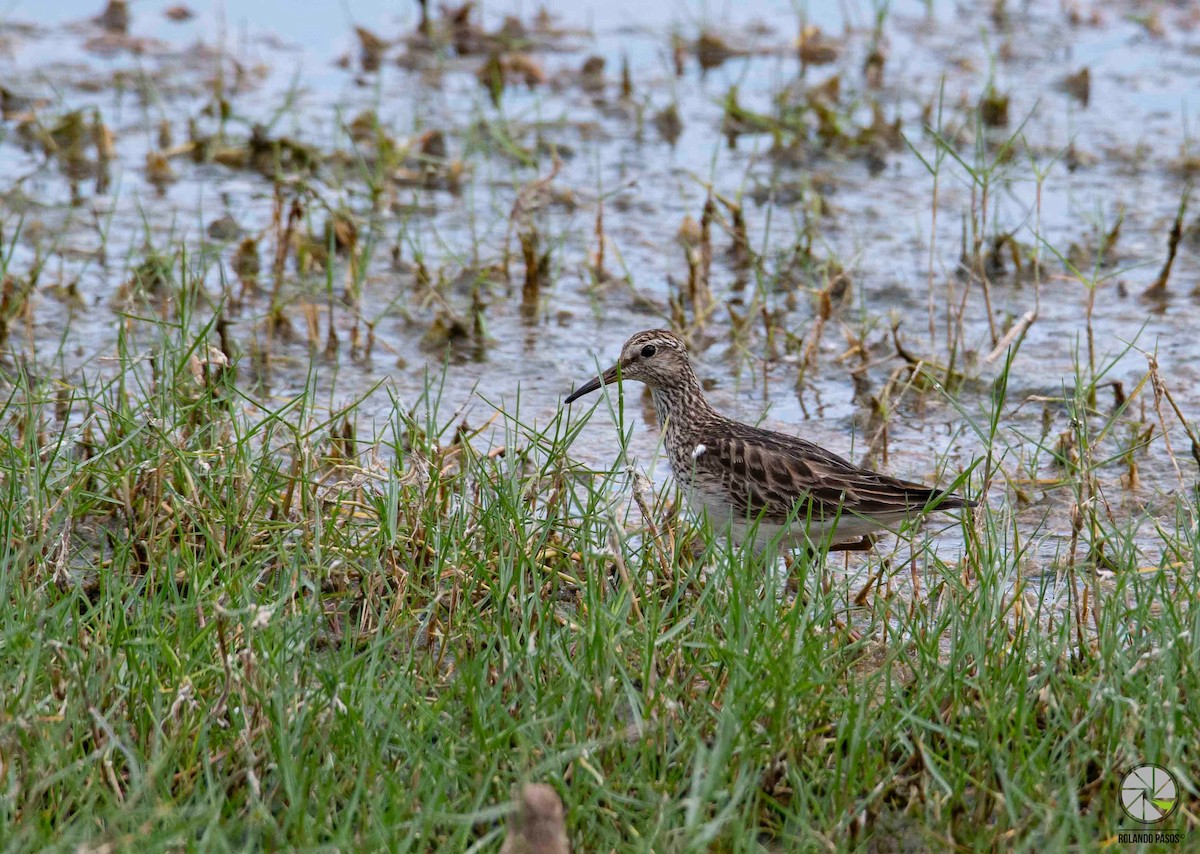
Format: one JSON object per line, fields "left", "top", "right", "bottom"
{"left": 564, "top": 329, "right": 974, "bottom": 552}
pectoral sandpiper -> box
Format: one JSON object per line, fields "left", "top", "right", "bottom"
{"left": 565, "top": 329, "right": 974, "bottom": 551}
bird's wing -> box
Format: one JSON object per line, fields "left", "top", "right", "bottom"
{"left": 691, "top": 423, "right": 957, "bottom": 525}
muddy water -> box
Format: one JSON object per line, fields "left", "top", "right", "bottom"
{"left": 2, "top": 0, "right": 1199, "bottom": 566}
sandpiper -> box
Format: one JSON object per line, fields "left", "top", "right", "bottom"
{"left": 565, "top": 329, "right": 973, "bottom": 551}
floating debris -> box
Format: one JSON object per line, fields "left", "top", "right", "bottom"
{"left": 122, "top": 249, "right": 175, "bottom": 302}
{"left": 477, "top": 52, "right": 547, "bottom": 103}
{"left": 1059, "top": 67, "right": 1090, "bottom": 106}
{"left": 579, "top": 55, "right": 606, "bottom": 94}
{"left": 0, "top": 86, "right": 40, "bottom": 119}
{"left": 979, "top": 87, "right": 1010, "bottom": 127}
{"left": 355, "top": 26, "right": 389, "bottom": 73}
{"left": 48, "top": 110, "right": 88, "bottom": 158}
{"left": 1142, "top": 188, "right": 1189, "bottom": 302}
{"left": 207, "top": 214, "right": 241, "bottom": 242}
{"left": 1066, "top": 206, "right": 1123, "bottom": 270}
{"left": 90, "top": 112, "right": 113, "bottom": 160}
{"left": 694, "top": 32, "right": 741, "bottom": 71}
{"left": 448, "top": 2, "right": 487, "bottom": 55}
{"left": 417, "top": 129, "right": 447, "bottom": 162}
{"left": 91, "top": 111, "right": 114, "bottom": 192}
{"left": 652, "top": 103, "right": 683, "bottom": 145}
{"left": 0, "top": 274, "right": 34, "bottom": 350}
{"left": 324, "top": 209, "right": 359, "bottom": 257}
{"left": 982, "top": 232, "right": 1042, "bottom": 282}
{"left": 94, "top": 0, "right": 129, "bottom": 35}
{"left": 422, "top": 308, "right": 474, "bottom": 354}
{"left": 243, "top": 125, "right": 320, "bottom": 179}
{"left": 671, "top": 33, "right": 687, "bottom": 76}
{"left": 798, "top": 25, "right": 840, "bottom": 67}
{"left": 1066, "top": 142, "right": 1098, "bottom": 171}
{"left": 157, "top": 119, "right": 173, "bottom": 151}
{"left": 232, "top": 237, "right": 260, "bottom": 294}
{"left": 520, "top": 226, "right": 550, "bottom": 315}
{"left": 145, "top": 150, "right": 175, "bottom": 191}
{"left": 864, "top": 46, "right": 886, "bottom": 88}
{"left": 677, "top": 206, "right": 713, "bottom": 321}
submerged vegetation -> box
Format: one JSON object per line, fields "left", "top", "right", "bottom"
{"left": 0, "top": 0, "right": 1198, "bottom": 848}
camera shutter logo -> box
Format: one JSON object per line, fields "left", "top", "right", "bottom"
{"left": 1120, "top": 764, "right": 1178, "bottom": 824}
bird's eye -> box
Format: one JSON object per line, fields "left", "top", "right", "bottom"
{"left": 640, "top": 344, "right": 657, "bottom": 358}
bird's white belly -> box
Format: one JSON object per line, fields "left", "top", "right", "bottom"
{"left": 681, "top": 484, "right": 886, "bottom": 549}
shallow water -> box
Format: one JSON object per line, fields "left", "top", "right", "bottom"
{"left": 2, "top": 0, "right": 1198, "bottom": 567}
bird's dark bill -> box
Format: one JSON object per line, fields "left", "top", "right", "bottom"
{"left": 564, "top": 364, "right": 620, "bottom": 404}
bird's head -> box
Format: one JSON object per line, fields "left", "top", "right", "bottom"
{"left": 564, "top": 329, "right": 692, "bottom": 403}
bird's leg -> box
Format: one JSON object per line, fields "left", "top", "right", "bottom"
{"left": 782, "top": 549, "right": 814, "bottom": 600}
{"left": 783, "top": 546, "right": 864, "bottom": 641}
{"left": 828, "top": 534, "right": 877, "bottom": 553}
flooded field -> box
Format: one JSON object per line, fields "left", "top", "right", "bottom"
{"left": 5, "top": 2, "right": 1200, "bottom": 848}
{"left": 3, "top": 0, "right": 1199, "bottom": 565}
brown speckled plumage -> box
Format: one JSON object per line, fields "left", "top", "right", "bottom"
{"left": 565, "top": 329, "right": 974, "bottom": 550}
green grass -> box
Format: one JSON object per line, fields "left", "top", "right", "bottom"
{"left": 1, "top": 306, "right": 1196, "bottom": 851}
